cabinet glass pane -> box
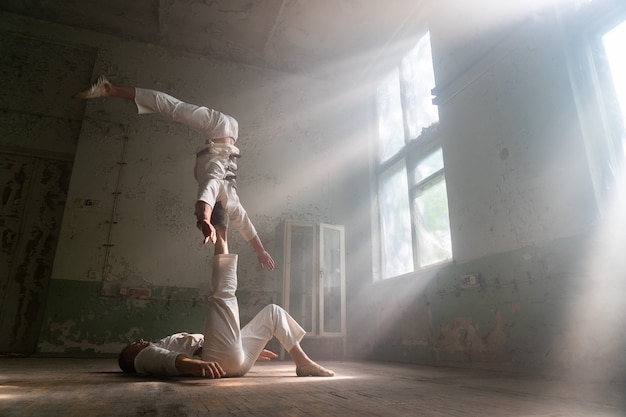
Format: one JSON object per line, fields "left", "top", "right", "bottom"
{"left": 288, "top": 225, "right": 315, "bottom": 332}
{"left": 321, "top": 226, "right": 342, "bottom": 333}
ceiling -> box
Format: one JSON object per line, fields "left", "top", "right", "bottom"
{"left": 1, "top": 0, "right": 427, "bottom": 80}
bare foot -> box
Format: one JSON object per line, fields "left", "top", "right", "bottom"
{"left": 295, "top": 362, "right": 335, "bottom": 377}
{"left": 73, "top": 75, "right": 111, "bottom": 99}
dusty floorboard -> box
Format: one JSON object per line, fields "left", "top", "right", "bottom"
{"left": 0, "top": 358, "right": 624, "bottom": 416}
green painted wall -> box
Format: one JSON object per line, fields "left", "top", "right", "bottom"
{"left": 355, "top": 233, "right": 626, "bottom": 380}
{"left": 37, "top": 279, "right": 260, "bottom": 356}
{"left": 38, "top": 279, "right": 204, "bottom": 356}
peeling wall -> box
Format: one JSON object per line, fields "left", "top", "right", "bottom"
{"left": 0, "top": 11, "right": 368, "bottom": 355}
{"left": 356, "top": 235, "right": 626, "bottom": 380}
{"left": 0, "top": 156, "right": 72, "bottom": 353}
{"left": 0, "top": 28, "right": 94, "bottom": 353}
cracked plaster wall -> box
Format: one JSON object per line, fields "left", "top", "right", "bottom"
{"left": 0, "top": 23, "right": 96, "bottom": 353}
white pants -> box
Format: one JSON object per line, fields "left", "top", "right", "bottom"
{"left": 134, "top": 88, "right": 238, "bottom": 139}
{"left": 195, "top": 150, "right": 257, "bottom": 242}
{"left": 201, "top": 254, "right": 305, "bottom": 377}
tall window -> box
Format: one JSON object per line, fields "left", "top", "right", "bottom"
{"left": 572, "top": 2, "right": 626, "bottom": 206}
{"left": 375, "top": 32, "right": 452, "bottom": 279}
{"left": 601, "top": 18, "right": 626, "bottom": 160}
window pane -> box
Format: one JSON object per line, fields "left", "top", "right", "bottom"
{"left": 321, "top": 225, "right": 342, "bottom": 333}
{"left": 379, "top": 161, "right": 414, "bottom": 278}
{"left": 401, "top": 32, "right": 439, "bottom": 139}
{"left": 602, "top": 19, "right": 626, "bottom": 155}
{"left": 288, "top": 225, "right": 315, "bottom": 332}
{"left": 376, "top": 68, "right": 405, "bottom": 162}
{"left": 413, "top": 176, "right": 452, "bottom": 267}
{"left": 413, "top": 148, "right": 444, "bottom": 184}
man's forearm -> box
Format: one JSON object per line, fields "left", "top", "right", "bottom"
{"left": 175, "top": 354, "right": 225, "bottom": 378}
{"left": 249, "top": 235, "right": 275, "bottom": 270}
{"left": 248, "top": 235, "right": 265, "bottom": 254}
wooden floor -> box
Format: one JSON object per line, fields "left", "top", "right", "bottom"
{"left": 0, "top": 358, "right": 624, "bottom": 417}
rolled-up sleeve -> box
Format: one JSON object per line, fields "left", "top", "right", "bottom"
{"left": 134, "top": 345, "right": 181, "bottom": 376}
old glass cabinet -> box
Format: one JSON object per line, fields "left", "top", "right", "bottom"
{"left": 276, "top": 220, "right": 346, "bottom": 353}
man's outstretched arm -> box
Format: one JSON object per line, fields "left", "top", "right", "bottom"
{"left": 175, "top": 354, "right": 226, "bottom": 378}
{"left": 249, "top": 235, "right": 275, "bottom": 271}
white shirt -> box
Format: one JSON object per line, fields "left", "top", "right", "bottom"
{"left": 134, "top": 332, "right": 204, "bottom": 376}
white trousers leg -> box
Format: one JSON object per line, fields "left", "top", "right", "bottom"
{"left": 133, "top": 87, "right": 237, "bottom": 138}
{"left": 196, "top": 179, "right": 257, "bottom": 242}
{"left": 234, "top": 304, "right": 306, "bottom": 377}
{"left": 201, "top": 254, "right": 244, "bottom": 376}
{"left": 201, "top": 255, "right": 306, "bottom": 378}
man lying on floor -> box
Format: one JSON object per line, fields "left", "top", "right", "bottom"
{"left": 117, "top": 205, "right": 334, "bottom": 379}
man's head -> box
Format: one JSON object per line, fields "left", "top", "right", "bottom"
{"left": 118, "top": 339, "right": 150, "bottom": 373}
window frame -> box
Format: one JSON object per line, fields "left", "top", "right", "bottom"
{"left": 560, "top": 0, "right": 626, "bottom": 213}
{"left": 406, "top": 134, "right": 449, "bottom": 268}
{"left": 374, "top": 30, "right": 452, "bottom": 280}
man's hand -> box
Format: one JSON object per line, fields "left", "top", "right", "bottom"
{"left": 249, "top": 236, "right": 275, "bottom": 271}
{"left": 197, "top": 220, "right": 217, "bottom": 245}
{"left": 256, "top": 349, "right": 278, "bottom": 362}
{"left": 257, "top": 250, "right": 275, "bottom": 271}
{"left": 175, "top": 355, "right": 225, "bottom": 378}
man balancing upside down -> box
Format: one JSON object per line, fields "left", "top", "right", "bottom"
{"left": 73, "top": 76, "right": 274, "bottom": 271}
{"left": 117, "top": 206, "right": 334, "bottom": 378}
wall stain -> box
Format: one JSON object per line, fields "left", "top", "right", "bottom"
{"left": 431, "top": 308, "right": 510, "bottom": 362}
{"left": 1, "top": 157, "right": 71, "bottom": 354}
